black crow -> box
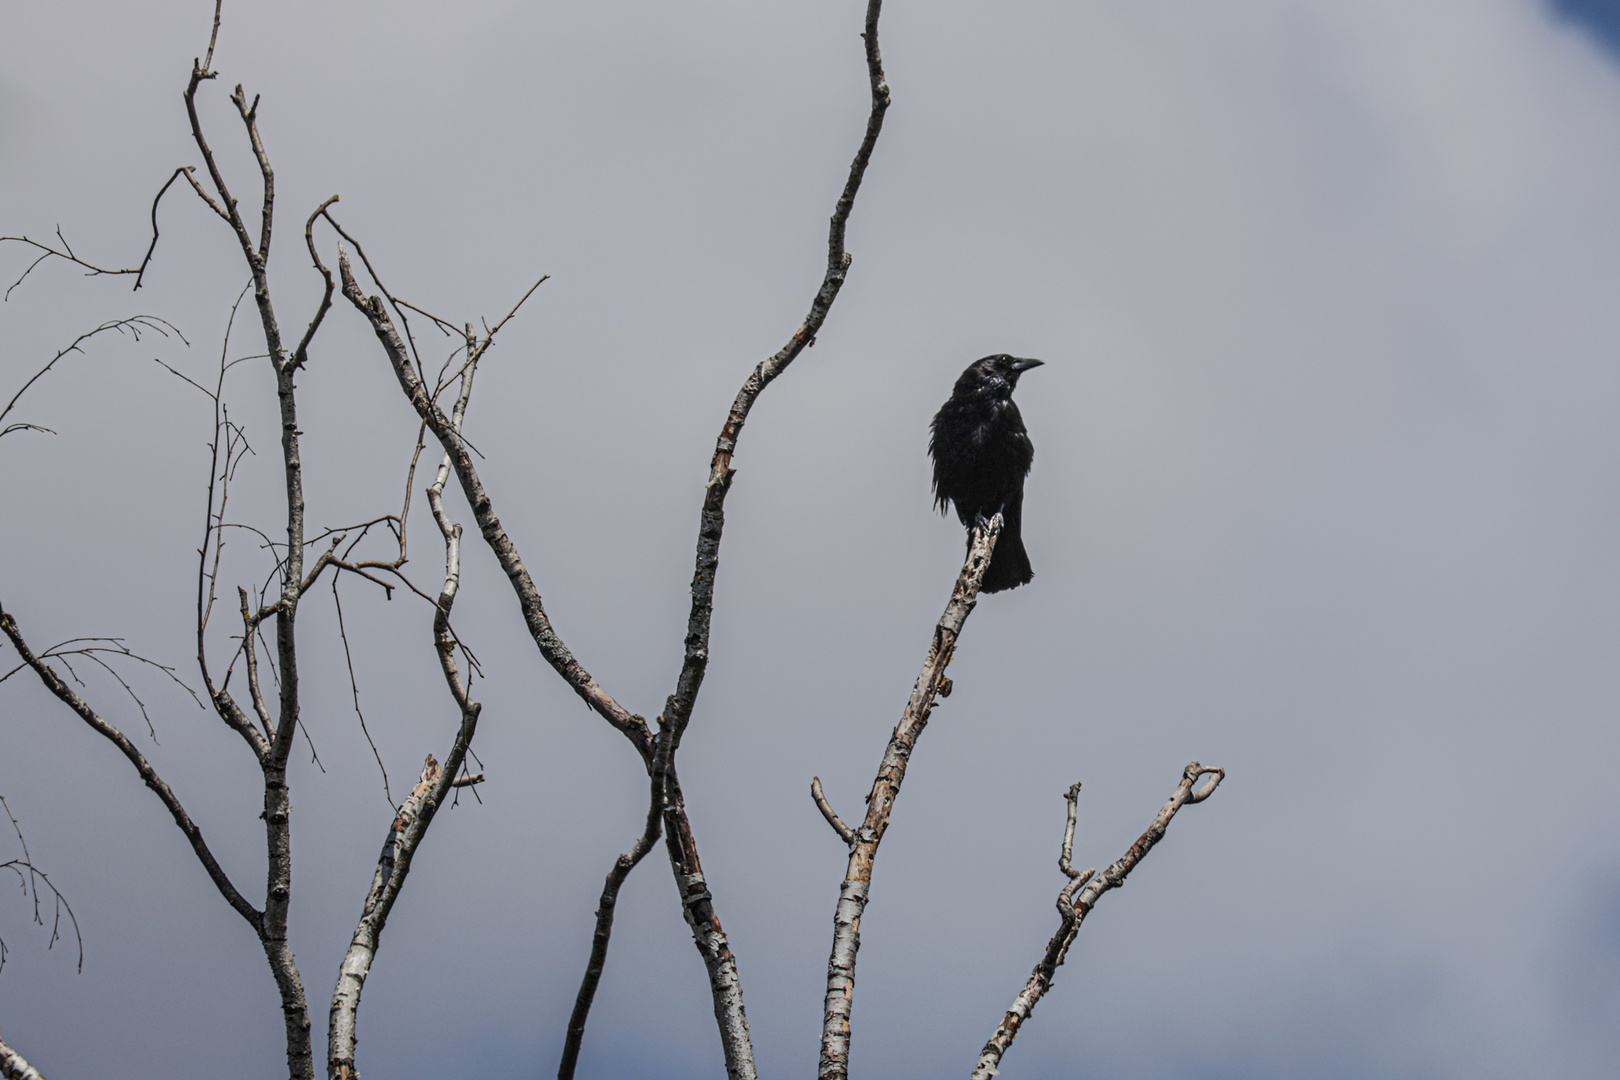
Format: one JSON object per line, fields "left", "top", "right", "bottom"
{"left": 928, "top": 354, "right": 1044, "bottom": 593}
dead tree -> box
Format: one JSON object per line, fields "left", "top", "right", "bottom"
{"left": 0, "top": 2, "right": 1225, "bottom": 1077}
{"left": 2, "top": 6, "right": 496, "bottom": 1078}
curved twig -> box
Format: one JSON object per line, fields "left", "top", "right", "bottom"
{"left": 1, "top": 171, "right": 189, "bottom": 297}
{"left": 0, "top": 317, "right": 183, "bottom": 438}
{"left": 0, "top": 794, "right": 83, "bottom": 974}
{"left": 811, "top": 777, "right": 855, "bottom": 846}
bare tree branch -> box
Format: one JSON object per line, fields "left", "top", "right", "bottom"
{"left": 200, "top": 0, "right": 223, "bottom": 75}
{"left": 819, "top": 514, "right": 1002, "bottom": 1080}
{"left": 626, "top": 5, "right": 894, "bottom": 1072}
{"left": 179, "top": 16, "right": 318, "bottom": 1067}
{"left": 0, "top": 606, "right": 262, "bottom": 931}
{"left": 666, "top": 0, "right": 891, "bottom": 743}
{"left": 0, "top": 317, "right": 183, "bottom": 440}
{"left": 0, "top": 795, "right": 82, "bottom": 975}
{"left": 0, "top": 1035, "right": 46, "bottom": 1080}
{"left": 969, "top": 762, "right": 1227, "bottom": 1080}
{"left": 293, "top": 196, "right": 338, "bottom": 370}
{"left": 0, "top": 158, "right": 191, "bottom": 298}
{"left": 184, "top": 283, "right": 276, "bottom": 764}
{"left": 327, "top": 342, "right": 486, "bottom": 1080}
{"left": 317, "top": 211, "right": 445, "bottom": 378}
{"left": 335, "top": 244, "right": 652, "bottom": 756}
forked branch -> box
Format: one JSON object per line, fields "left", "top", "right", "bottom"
{"left": 645, "top": 4, "right": 892, "bottom": 1074}
{"left": 1, "top": 164, "right": 191, "bottom": 297}
{"left": 969, "top": 762, "right": 1226, "bottom": 1080}
{"left": 333, "top": 4, "right": 892, "bottom": 1077}
{"left": 336, "top": 241, "right": 652, "bottom": 759}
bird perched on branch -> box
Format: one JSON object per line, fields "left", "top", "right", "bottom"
{"left": 929, "top": 354, "right": 1044, "bottom": 593}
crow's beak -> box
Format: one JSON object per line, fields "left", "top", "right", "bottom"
{"left": 1011, "top": 357, "right": 1044, "bottom": 372}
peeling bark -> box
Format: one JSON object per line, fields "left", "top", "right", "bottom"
{"left": 0, "top": 1034, "right": 46, "bottom": 1080}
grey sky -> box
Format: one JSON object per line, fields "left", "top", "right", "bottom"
{"left": 3, "top": 1, "right": 1620, "bottom": 1077}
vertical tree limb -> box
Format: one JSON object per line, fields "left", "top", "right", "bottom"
{"left": 646, "top": 5, "right": 891, "bottom": 1073}
{"left": 326, "top": 334, "right": 487, "bottom": 1080}
{"left": 181, "top": 23, "right": 318, "bottom": 1070}
{"left": 968, "top": 762, "right": 1226, "bottom": 1080}
{"left": 818, "top": 515, "right": 1002, "bottom": 1080}
{"left": 194, "top": 284, "right": 275, "bottom": 764}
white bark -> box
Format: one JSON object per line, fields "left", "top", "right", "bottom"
{"left": 818, "top": 515, "right": 1001, "bottom": 1080}
{"left": 326, "top": 337, "right": 484, "bottom": 1080}
{"left": 0, "top": 1036, "right": 45, "bottom": 1080}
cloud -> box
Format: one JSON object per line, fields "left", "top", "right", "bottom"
{"left": 1551, "top": 0, "right": 1620, "bottom": 56}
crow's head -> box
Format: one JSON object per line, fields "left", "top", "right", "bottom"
{"left": 957, "top": 354, "right": 1044, "bottom": 398}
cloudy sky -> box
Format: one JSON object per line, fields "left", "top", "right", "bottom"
{"left": 3, "top": 1, "right": 1620, "bottom": 1077}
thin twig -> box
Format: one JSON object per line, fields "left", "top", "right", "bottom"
{"left": 200, "top": 0, "right": 223, "bottom": 75}
{"left": 0, "top": 605, "right": 262, "bottom": 930}
{"left": 0, "top": 794, "right": 83, "bottom": 973}
{"left": 0, "top": 318, "right": 184, "bottom": 439}
{"left": 332, "top": 579, "right": 393, "bottom": 806}
{"left": 810, "top": 777, "right": 855, "bottom": 846}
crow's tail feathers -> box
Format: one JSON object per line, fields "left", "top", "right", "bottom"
{"left": 978, "top": 532, "right": 1033, "bottom": 594}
